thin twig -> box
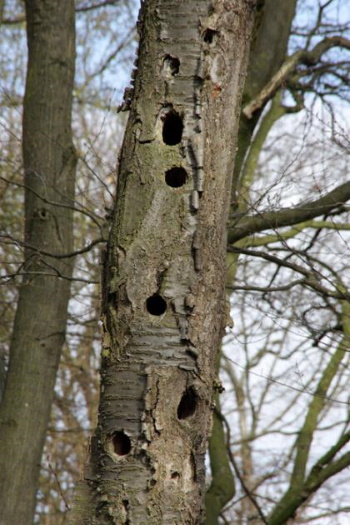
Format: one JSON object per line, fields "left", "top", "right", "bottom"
{"left": 216, "top": 409, "right": 268, "bottom": 524}
{"left": 46, "top": 456, "right": 71, "bottom": 511}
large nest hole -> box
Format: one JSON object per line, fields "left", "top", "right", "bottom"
{"left": 162, "top": 110, "right": 183, "bottom": 146}
{"left": 146, "top": 294, "right": 167, "bottom": 316}
{"left": 177, "top": 387, "right": 197, "bottom": 420}
{"left": 111, "top": 431, "right": 131, "bottom": 456}
{"left": 165, "top": 167, "right": 187, "bottom": 188}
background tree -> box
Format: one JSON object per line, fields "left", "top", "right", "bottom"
{"left": 0, "top": 1, "right": 77, "bottom": 523}
{"left": 206, "top": 1, "right": 298, "bottom": 521}
{"left": 206, "top": 0, "right": 350, "bottom": 522}
{"left": 0, "top": 1, "right": 136, "bottom": 522}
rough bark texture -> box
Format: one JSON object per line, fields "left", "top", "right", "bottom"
{"left": 73, "top": 0, "right": 255, "bottom": 523}
{"left": 0, "top": 1, "right": 76, "bottom": 523}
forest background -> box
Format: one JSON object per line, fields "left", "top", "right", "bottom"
{"left": 1, "top": 0, "right": 350, "bottom": 523}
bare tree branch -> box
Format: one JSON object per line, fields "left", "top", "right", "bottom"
{"left": 217, "top": 409, "right": 268, "bottom": 525}
{"left": 243, "top": 36, "right": 350, "bottom": 119}
{"left": 228, "top": 279, "right": 307, "bottom": 293}
{"left": 0, "top": 234, "right": 105, "bottom": 259}
{"left": 228, "top": 182, "right": 350, "bottom": 243}
{"left": 76, "top": 0, "right": 122, "bottom": 12}
{"left": 2, "top": 0, "right": 122, "bottom": 24}
{"left": 0, "top": 175, "right": 104, "bottom": 232}
{"left": 228, "top": 246, "right": 350, "bottom": 300}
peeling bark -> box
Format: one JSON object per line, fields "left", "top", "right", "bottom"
{"left": 73, "top": 0, "right": 256, "bottom": 522}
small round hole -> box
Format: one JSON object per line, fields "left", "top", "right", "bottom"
{"left": 111, "top": 431, "right": 131, "bottom": 456}
{"left": 162, "top": 110, "right": 183, "bottom": 146}
{"left": 163, "top": 55, "right": 180, "bottom": 76}
{"left": 171, "top": 471, "right": 180, "bottom": 480}
{"left": 203, "top": 28, "right": 218, "bottom": 44}
{"left": 146, "top": 294, "right": 167, "bottom": 316}
{"left": 108, "top": 291, "right": 117, "bottom": 304}
{"left": 36, "top": 208, "right": 50, "bottom": 220}
{"left": 165, "top": 167, "right": 187, "bottom": 188}
{"left": 177, "top": 388, "right": 197, "bottom": 420}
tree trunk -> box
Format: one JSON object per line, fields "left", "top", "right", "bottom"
{"left": 0, "top": 1, "right": 76, "bottom": 523}
{"left": 206, "top": 1, "right": 297, "bottom": 522}
{"left": 73, "top": 0, "right": 255, "bottom": 523}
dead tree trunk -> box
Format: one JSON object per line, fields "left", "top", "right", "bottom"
{"left": 74, "top": 1, "right": 255, "bottom": 523}
{"left": 0, "top": 1, "right": 76, "bottom": 523}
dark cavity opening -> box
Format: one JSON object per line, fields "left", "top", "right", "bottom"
{"left": 108, "top": 291, "right": 117, "bottom": 304}
{"left": 36, "top": 208, "right": 50, "bottom": 220}
{"left": 165, "top": 167, "right": 187, "bottom": 188}
{"left": 146, "top": 293, "right": 167, "bottom": 316}
{"left": 171, "top": 471, "right": 180, "bottom": 480}
{"left": 177, "top": 387, "right": 197, "bottom": 420}
{"left": 122, "top": 500, "right": 130, "bottom": 525}
{"left": 112, "top": 431, "right": 131, "bottom": 456}
{"left": 162, "top": 110, "right": 183, "bottom": 146}
{"left": 163, "top": 54, "right": 180, "bottom": 76}
{"left": 203, "top": 28, "right": 218, "bottom": 44}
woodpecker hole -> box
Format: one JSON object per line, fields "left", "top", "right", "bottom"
{"left": 111, "top": 431, "right": 131, "bottom": 456}
{"left": 165, "top": 167, "right": 187, "bottom": 188}
{"left": 163, "top": 54, "right": 180, "bottom": 76}
{"left": 171, "top": 471, "right": 180, "bottom": 480}
{"left": 162, "top": 110, "right": 183, "bottom": 145}
{"left": 122, "top": 500, "right": 130, "bottom": 524}
{"left": 203, "top": 28, "right": 218, "bottom": 44}
{"left": 146, "top": 293, "right": 167, "bottom": 316}
{"left": 35, "top": 208, "right": 50, "bottom": 220}
{"left": 177, "top": 387, "right": 197, "bottom": 420}
{"left": 108, "top": 291, "right": 117, "bottom": 304}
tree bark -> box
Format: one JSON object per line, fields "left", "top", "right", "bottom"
{"left": 73, "top": 0, "right": 256, "bottom": 523}
{"left": 0, "top": 1, "right": 76, "bottom": 523}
